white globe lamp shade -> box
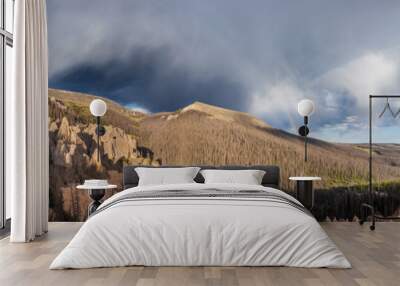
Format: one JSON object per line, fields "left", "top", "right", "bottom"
{"left": 297, "top": 99, "right": 315, "bottom": 117}
{"left": 90, "top": 99, "right": 107, "bottom": 117}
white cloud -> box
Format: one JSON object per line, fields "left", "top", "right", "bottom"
{"left": 250, "top": 81, "right": 307, "bottom": 129}
{"left": 317, "top": 52, "right": 400, "bottom": 110}
{"left": 307, "top": 51, "right": 400, "bottom": 141}
{"left": 313, "top": 115, "right": 369, "bottom": 142}
{"left": 322, "top": 115, "right": 365, "bottom": 132}
{"left": 249, "top": 50, "right": 400, "bottom": 138}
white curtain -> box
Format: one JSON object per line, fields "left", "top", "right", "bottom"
{"left": 8, "top": 0, "right": 49, "bottom": 242}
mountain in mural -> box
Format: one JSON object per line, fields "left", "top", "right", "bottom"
{"left": 48, "top": 88, "right": 400, "bottom": 221}
{"left": 139, "top": 101, "right": 400, "bottom": 190}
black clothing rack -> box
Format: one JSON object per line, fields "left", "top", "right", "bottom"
{"left": 360, "top": 95, "right": 400, "bottom": 230}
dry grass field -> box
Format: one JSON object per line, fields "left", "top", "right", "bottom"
{"left": 139, "top": 102, "right": 400, "bottom": 191}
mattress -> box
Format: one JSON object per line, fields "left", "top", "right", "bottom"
{"left": 50, "top": 183, "right": 351, "bottom": 269}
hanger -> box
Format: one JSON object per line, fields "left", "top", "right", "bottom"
{"left": 378, "top": 98, "right": 396, "bottom": 118}
{"left": 393, "top": 105, "right": 400, "bottom": 118}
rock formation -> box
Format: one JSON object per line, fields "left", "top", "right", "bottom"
{"left": 49, "top": 94, "right": 159, "bottom": 221}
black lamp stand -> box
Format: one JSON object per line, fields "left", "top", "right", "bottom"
{"left": 95, "top": 116, "right": 106, "bottom": 163}
{"left": 298, "top": 116, "right": 310, "bottom": 162}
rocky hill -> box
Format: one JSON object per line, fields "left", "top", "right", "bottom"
{"left": 48, "top": 89, "right": 160, "bottom": 221}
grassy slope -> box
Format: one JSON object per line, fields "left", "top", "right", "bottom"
{"left": 138, "top": 102, "right": 400, "bottom": 190}
{"left": 49, "top": 88, "right": 145, "bottom": 135}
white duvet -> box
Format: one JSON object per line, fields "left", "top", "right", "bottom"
{"left": 50, "top": 183, "right": 351, "bottom": 269}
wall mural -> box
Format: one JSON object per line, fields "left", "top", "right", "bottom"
{"left": 47, "top": 1, "right": 400, "bottom": 221}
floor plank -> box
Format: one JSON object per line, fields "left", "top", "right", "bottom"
{"left": 0, "top": 222, "right": 399, "bottom": 286}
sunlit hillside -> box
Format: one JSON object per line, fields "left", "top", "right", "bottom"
{"left": 139, "top": 102, "right": 400, "bottom": 191}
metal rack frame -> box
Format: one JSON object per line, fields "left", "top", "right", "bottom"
{"left": 360, "top": 95, "right": 400, "bottom": 230}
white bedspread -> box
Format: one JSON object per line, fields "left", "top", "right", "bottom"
{"left": 50, "top": 183, "right": 351, "bottom": 269}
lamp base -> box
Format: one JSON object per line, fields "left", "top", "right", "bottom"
{"left": 296, "top": 180, "right": 314, "bottom": 210}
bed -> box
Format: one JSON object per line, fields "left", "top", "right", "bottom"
{"left": 50, "top": 165, "right": 350, "bottom": 269}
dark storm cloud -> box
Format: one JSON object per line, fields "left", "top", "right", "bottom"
{"left": 47, "top": 0, "right": 400, "bottom": 141}
{"left": 50, "top": 46, "right": 247, "bottom": 112}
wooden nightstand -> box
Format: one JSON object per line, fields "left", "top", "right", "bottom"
{"left": 289, "top": 177, "right": 321, "bottom": 210}
{"left": 77, "top": 184, "right": 117, "bottom": 216}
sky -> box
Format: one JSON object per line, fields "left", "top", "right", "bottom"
{"left": 47, "top": 0, "right": 400, "bottom": 143}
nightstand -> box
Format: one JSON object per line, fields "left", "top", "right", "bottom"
{"left": 77, "top": 184, "right": 117, "bottom": 216}
{"left": 289, "top": 177, "right": 321, "bottom": 210}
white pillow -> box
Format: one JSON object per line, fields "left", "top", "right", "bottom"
{"left": 135, "top": 167, "right": 201, "bottom": 186}
{"left": 200, "top": 169, "right": 266, "bottom": 185}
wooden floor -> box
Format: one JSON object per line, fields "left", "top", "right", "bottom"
{"left": 0, "top": 222, "right": 399, "bottom": 286}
